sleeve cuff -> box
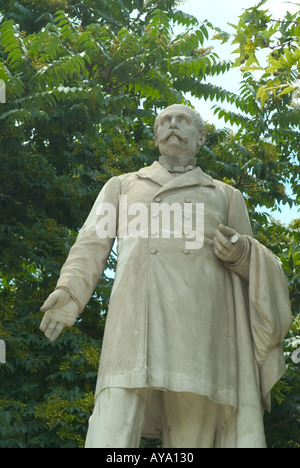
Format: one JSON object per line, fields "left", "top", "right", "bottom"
{"left": 55, "top": 286, "right": 81, "bottom": 311}
{"left": 225, "top": 236, "right": 251, "bottom": 282}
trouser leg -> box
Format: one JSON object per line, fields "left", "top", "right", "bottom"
{"left": 85, "top": 387, "right": 152, "bottom": 448}
{"left": 161, "top": 392, "right": 220, "bottom": 448}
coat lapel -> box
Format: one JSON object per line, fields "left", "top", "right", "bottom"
{"left": 137, "top": 161, "right": 216, "bottom": 196}
{"left": 137, "top": 161, "right": 173, "bottom": 187}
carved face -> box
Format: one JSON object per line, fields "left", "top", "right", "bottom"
{"left": 155, "top": 105, "right": 205, "bottom": 162}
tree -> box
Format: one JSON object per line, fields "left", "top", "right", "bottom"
{"left": 208, "top": 1, "right": 300, "bottom": 220}
{"left": 0, "top": 0, "right": 232, "bottom": 448}
{"left": 213, "top": 0, "right": 300, "bottom": 109}
{"left": 260, "top": 219, "right": 300, "bottom": 448}
{"left": 210, "top": 0, "right": 300, "bottom": 447}
{"left": 0, "top": 0, "right": 298, "bottom": 448}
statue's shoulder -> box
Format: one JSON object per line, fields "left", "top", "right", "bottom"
{"left": 113, "top": 169, "right": 141, "bottom": 192}
{"left": 211, "top": 177, "right": 238, "bottom": 194}
{"left": 210, "top": 178, "right": 247, "bottom": 207}
{"left": 116, "top": 163, "right": 156, "bottom": 183}
{"left": 116, "top": 169, "right": 140, "bottom": 182}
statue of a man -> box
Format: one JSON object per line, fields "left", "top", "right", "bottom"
{"left": 40, "top": 104, "right": 292, "bottom": 448}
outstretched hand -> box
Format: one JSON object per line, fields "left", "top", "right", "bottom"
{"left": 40, "top": 289, "right": 80, "bottom": 343}
{"left": 213, "top": 224, "right": 246, "bottom": 264}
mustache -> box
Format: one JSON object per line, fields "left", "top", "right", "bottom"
{"left": 159, "top": 130, "right": 189, "bottom": 145}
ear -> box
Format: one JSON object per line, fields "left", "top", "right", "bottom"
{"left": 197, "top": 133, "right": 206, "bottom": 149}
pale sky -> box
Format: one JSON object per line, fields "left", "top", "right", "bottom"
{"left": 178, "top": 0, "right": 299, "bottom": 223}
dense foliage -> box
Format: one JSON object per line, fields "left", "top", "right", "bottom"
{"left": 0, "top": 0, "right": 299, "bottom": 448}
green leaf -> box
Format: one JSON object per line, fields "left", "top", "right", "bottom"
{"left": 277, "top": 85, "right": 297, "bottom": 97}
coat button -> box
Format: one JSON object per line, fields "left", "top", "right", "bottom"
{"left": 154, "top": 196, "right": 162, "bottom": 203}
{"left": 151, "top": 230, "right": 159, "bottom": 238}
{"left": 183, "top": 249, "right": 190, "bottom": 255}
{"left": 150, "top": 248, "right": 158, "bottom": 254}
{"left": 185, "top": 197, "right": 192, "bottom": 203}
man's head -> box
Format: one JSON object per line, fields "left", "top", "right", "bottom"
{"left": 154, "top": 104, "right": 206, "bottom": 165}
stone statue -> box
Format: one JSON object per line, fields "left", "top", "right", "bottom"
{"left": 40, "top": 104, "right": 292, "bottom": 448}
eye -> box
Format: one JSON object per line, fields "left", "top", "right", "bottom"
{"left": 161, "top": 116, "right": 171, "bottom": 125}
{"left": 178, "top": 116, "right": 189, "bottom": 125}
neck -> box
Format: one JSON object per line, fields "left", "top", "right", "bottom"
{"left": 159, "top": 154, "right": 196, "bottom": 169}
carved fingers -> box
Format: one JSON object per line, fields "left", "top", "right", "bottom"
{"left": 41, "top": 319, "right": 65, "bottom": 343}
{"left": 40, "top": 289, "right": 79, "bottom": 343}
{"left": 214, "top": 224, "right": 245, "bottom": 264}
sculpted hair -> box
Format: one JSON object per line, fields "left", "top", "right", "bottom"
{"left": 154, "top": 104, "right": 206, "bottom": 149}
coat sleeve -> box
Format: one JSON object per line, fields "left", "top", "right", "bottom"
{"left": 226, "top": 187, "right": 253, "bottom": 237}
{"left": 54, "top": 176, "right": 121, "bottom": 312}
{"left": 224, "top": 188, "right": 253, "bottom": 281}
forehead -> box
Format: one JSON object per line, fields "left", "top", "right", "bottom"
{"left": 158, "top": 106, "right": 194, "bottom": 121}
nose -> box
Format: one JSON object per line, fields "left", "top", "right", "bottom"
{"left": 169, "top": 116, "right": 178, "bottom": 128}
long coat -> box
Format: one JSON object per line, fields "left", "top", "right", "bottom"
{"left": 55, "top": 161, "right": 292, "bottom": 447}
